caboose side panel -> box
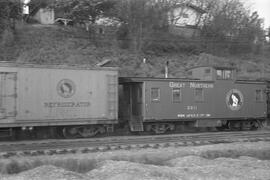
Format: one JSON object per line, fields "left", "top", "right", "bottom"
{"left": 142, "top": 79, "right": 267, "bottom": 121}
{"left": 144, "top": 80, "right": 216, "bottom": 121}
{"left": 213, "top": 81, "right": 267, "bottom": 119}
{"left": 236, "top": 82, "right": 267, "bottom": 118}
{"left": 0, "top": 65, "right": 118, "bottom": 127}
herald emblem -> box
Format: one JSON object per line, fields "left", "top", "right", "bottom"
{"left": 57, "top": 79, "right": 76, "bottom": 98}
{"left": 226, "top": 89, "right": 243, "bottom": 111}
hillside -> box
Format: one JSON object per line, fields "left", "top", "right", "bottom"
{"left": 1, "top": 24, "right": 270, "bottom": 79}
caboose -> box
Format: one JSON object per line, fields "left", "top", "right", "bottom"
{"left": 0, "top": 62, "right": 118, "bottom": 138}
{"left": 119, "top": 66, "right": 267, "bottom": 133}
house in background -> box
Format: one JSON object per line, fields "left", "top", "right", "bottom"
{"left": 33, "top": 8, "right": 55, "bottom": 25}
{"left": 168, "top": 3, "right": 206, "bottom": 38}
{"left": 93, "top": 17, "right": 121, "bottom": 34}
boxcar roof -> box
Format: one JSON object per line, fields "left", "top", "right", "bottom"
{"left": 0, "top": 61, "right": 118, "bottom": 71}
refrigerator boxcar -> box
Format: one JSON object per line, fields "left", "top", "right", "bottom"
{"left": 0, "top": 62, "right": 118, "bottom": 138}
{"left": 119, "top": 66, "right": 267, "bottom": 133}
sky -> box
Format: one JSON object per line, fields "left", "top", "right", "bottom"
{"left": 250, "top": 0, "right": 270, "bottom": 28}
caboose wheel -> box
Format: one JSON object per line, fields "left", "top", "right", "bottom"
{"left": 250, "top": 121, "right": 259, "bottom": 130}
{"left": 228, "top": 121, "right": 240, "bottom": 131}
{"left": 148, "top": 123, "right": 175, "bottom": 134}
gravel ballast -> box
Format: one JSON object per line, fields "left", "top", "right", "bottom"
{"left": 1, "top": 141, "right": 270, "bottom": 180}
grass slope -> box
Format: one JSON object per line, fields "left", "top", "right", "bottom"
{"left": 1, "top": 24, "right": 270, "bottom": 79}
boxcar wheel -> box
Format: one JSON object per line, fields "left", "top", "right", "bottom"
{"left": 78, "top": 126, "right": 97, "bottom": 138}
{"left": 216, "top": 126, "right": 226, "bottom": 131}
{"left": 63, "top": 127, "right": 79, "bottom": 139}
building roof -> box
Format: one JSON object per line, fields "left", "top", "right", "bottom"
{"left": 173, "top": 3, "right": 206, "bottom": 14}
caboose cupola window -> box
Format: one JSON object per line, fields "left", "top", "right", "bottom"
{"left": 224, "top": 70, "right": 232, "bottom": 79}
{"left": 216, "top": 70, "right": 222, "bottom": 79}
{"left": 216, "top": 69, "right": 233, "bottom": 80}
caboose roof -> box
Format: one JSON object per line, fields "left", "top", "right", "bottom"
{"left": 187, "top": 65, "right": 236, "bottom": 71}
{"left": 119, "top": 77, "right": 266, "bottom": 85}
{"left": 119, "top": 77, "right": 213, "bottom": 83}
{"left": 236, "top": 79, "right": 266, "bottom": 84}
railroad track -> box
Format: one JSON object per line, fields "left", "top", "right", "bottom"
{"left": 1, "top": 130, "right": 270, "bottom": 158}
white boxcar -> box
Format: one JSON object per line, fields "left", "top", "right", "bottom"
{"left": 0, "top": 62, "right": 118, "bottom": 129}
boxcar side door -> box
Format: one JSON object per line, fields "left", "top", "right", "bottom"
{"left": 0, "top": 72, "right": 17, "bottom": 119}
{"left": 267, "top": 82, "right": 270, "bottom": 126}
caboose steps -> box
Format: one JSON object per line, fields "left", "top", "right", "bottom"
{"left": 129, "top": 116, "right": 144, "bottom": 132}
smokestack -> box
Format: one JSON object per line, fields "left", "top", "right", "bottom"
{"left": 143, "top": 58, "right": 146, "bottom": 64}
{"left": 165, "top": 61, "right": 169, "bottom": 78}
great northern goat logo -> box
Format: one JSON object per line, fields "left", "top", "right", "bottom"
{"left": 57, "top": 79, "right": 75, "bottom": 98}
{"left": 226, "top": 89, "right": 243, "bottom": 111}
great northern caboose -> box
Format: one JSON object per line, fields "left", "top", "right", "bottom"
{"left": 119, "top": 66, "right": 267, "bottom": 133}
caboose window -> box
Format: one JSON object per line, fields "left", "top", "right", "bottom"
{"left": 205, "top": 68, "right": 211, "bottom": 74}
{"left": 172, "top": 88, "right": 181, "bottom": 102}
{"left": 195, "top": 88, "right": 204, "bottom": 102}
{"left": 255, "top": 89, "right": 263, "bottom": 102}
{"left": 151, "top": 88, "right": 160, "bottom": 102}
{"left": 187, "top": 71, "right": 192, "bottom": 76}
{"left": 216, "top": 69, "right": 232, "bottom": 80}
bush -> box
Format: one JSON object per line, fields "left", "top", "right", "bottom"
{"left": 1, "top": 29, "right": 14, "bottom": 46}
{"left": 143, "top": 36, "right": 201, "bottom": 55}
{"left": 26, "top": 17, "right": 39, "bottom": 24}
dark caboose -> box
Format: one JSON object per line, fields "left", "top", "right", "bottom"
{"left": 119, "top": 66, "right": 267, "bottom": 133}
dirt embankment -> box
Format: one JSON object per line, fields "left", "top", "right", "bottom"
{"left": 1, "top": 24, "right": 270, "bottom": 79}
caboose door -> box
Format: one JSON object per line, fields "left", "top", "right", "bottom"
{"left": 0, "top": 72, "right": 17, "bottom": 119}
{"left": 267, "top": 85, "right": 270, "bottom": 125}
{"left": 129, "top": 83, "right": 144, "bottom": 131}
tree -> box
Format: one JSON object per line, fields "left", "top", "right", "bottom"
{"left": 0, "top": 0, "right": 21, "bottom": 32}
{"left": 114, "top": 0, "right": 175, "bottom": 52}
{"left": 200, "top": 0, "right": 265, "bottom": 54}
{"left": 53, "top": 0, "right": 116, "bottom": 23}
